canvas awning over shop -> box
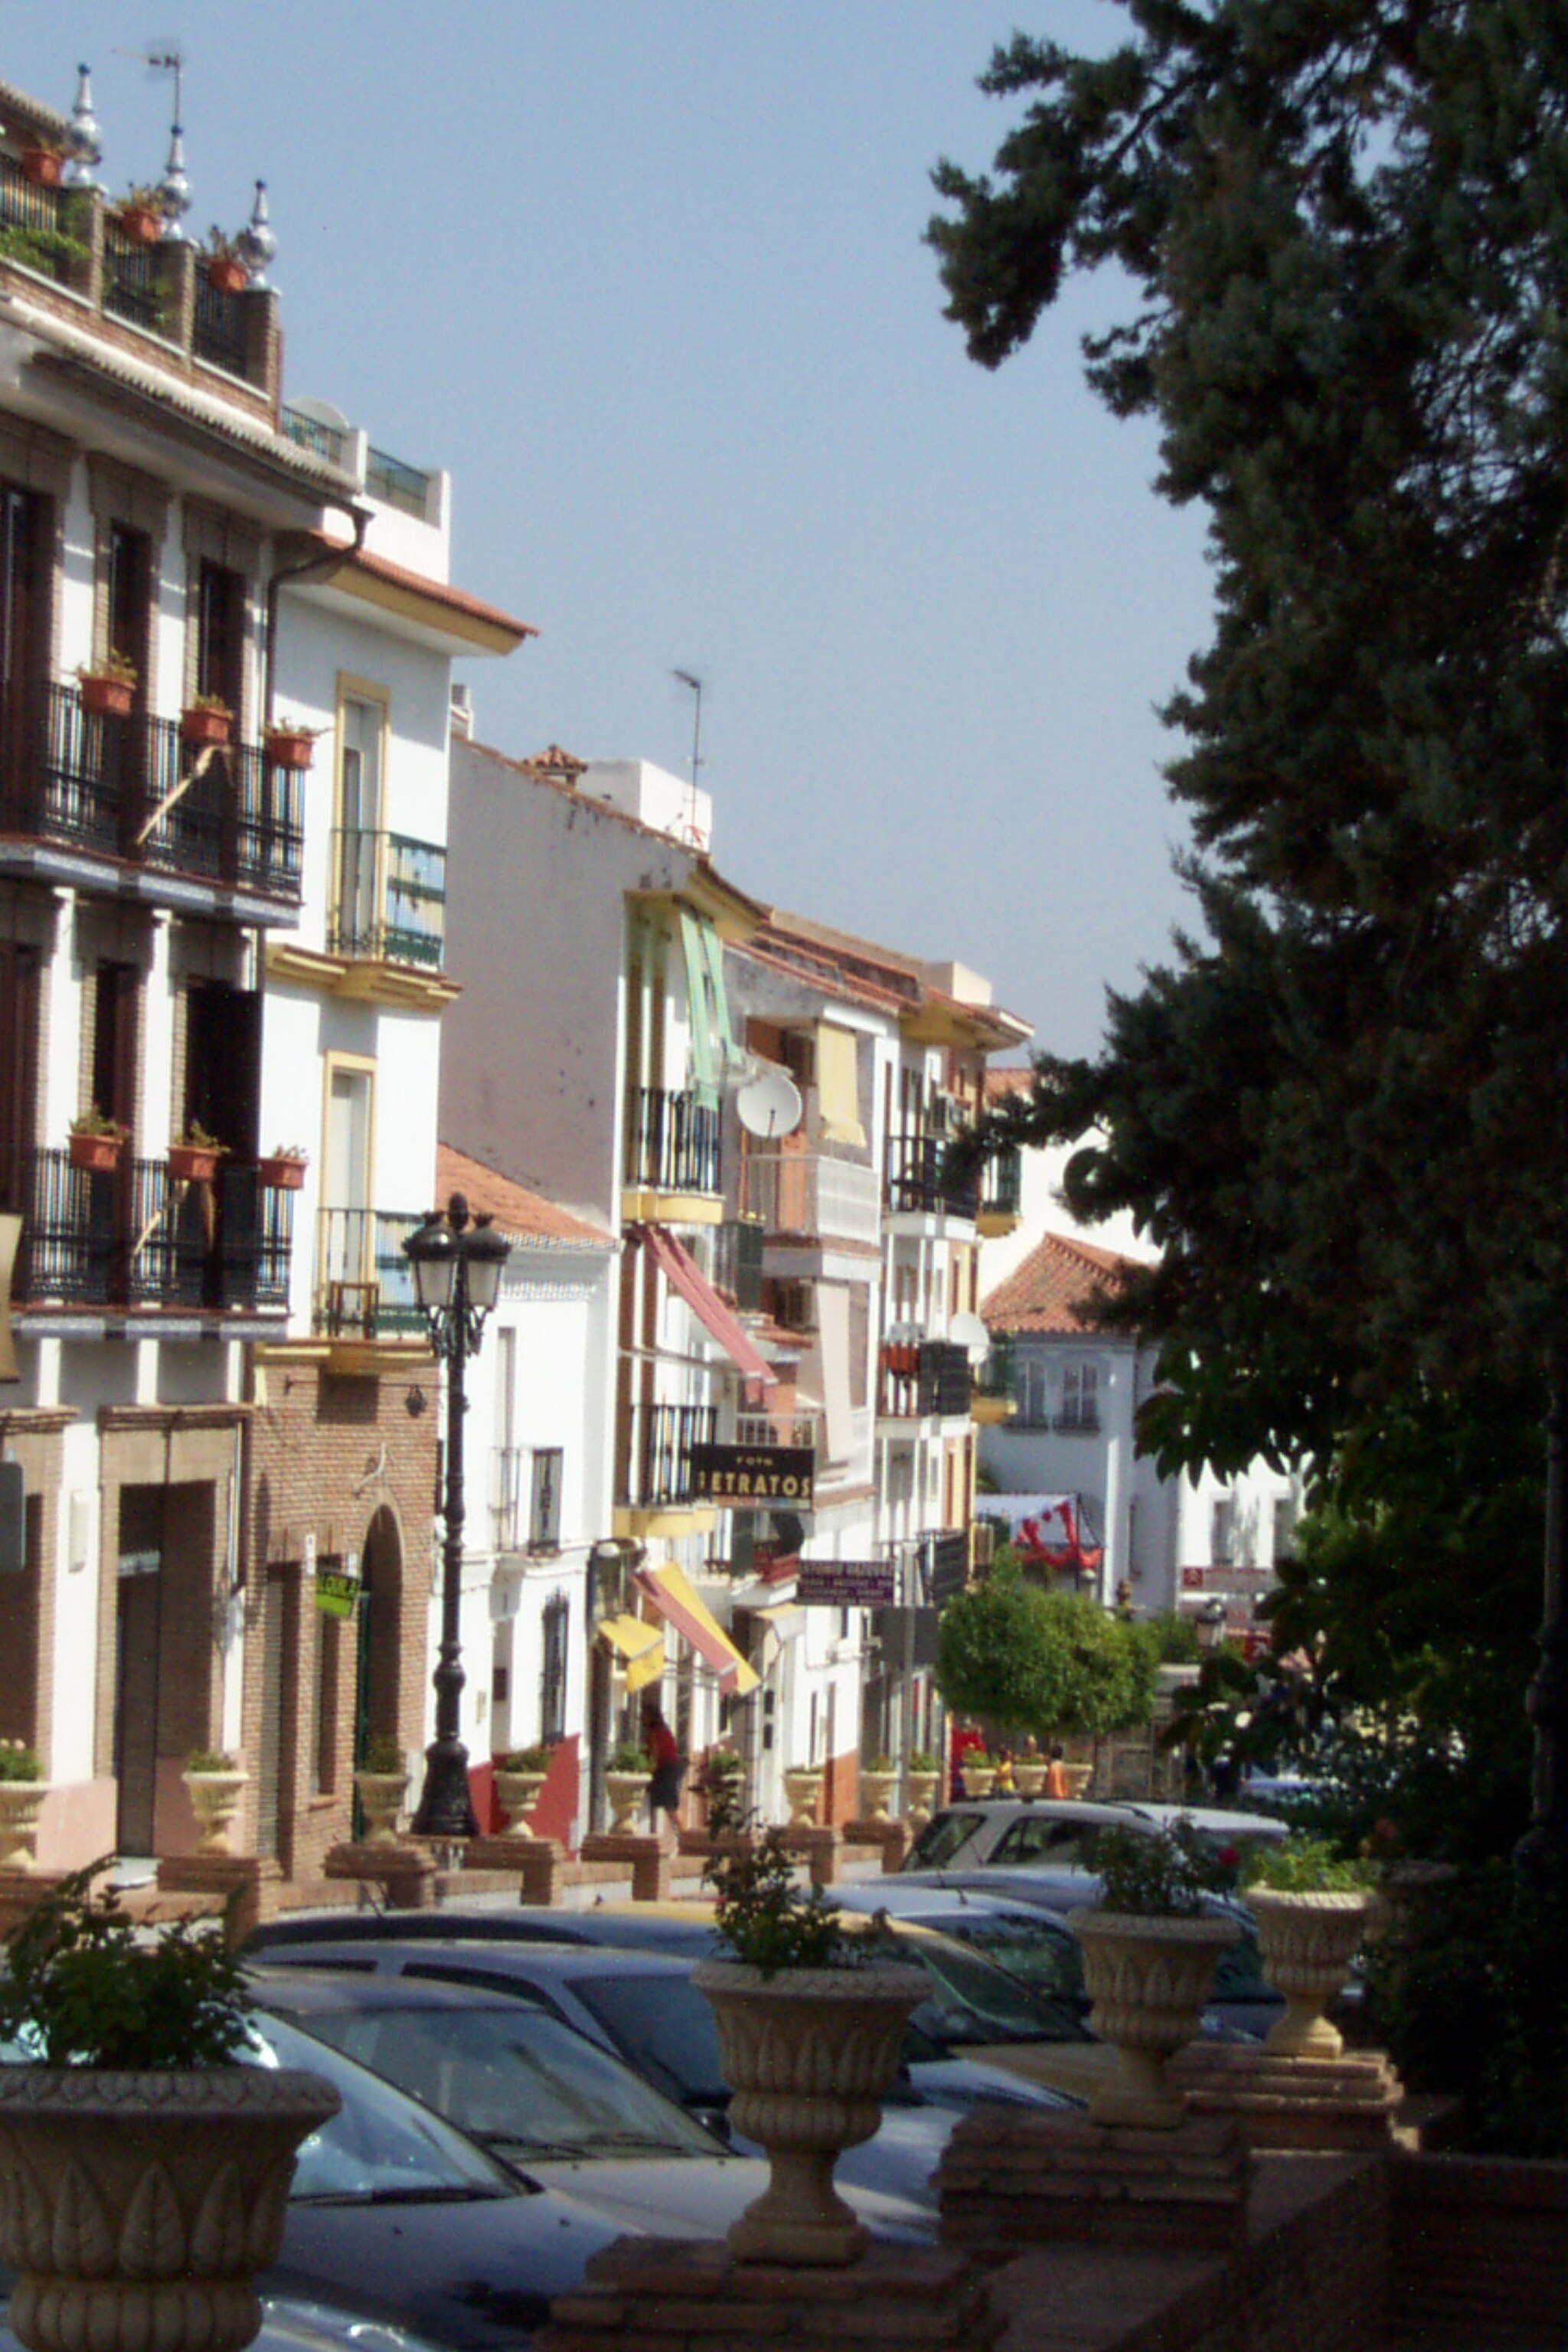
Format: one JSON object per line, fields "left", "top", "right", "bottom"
{"left": 635, "top": 1562, "right": 760, "bottom": 1695}
{"left": 632, "top": 1223, "right": 777, "bottom": 1393}
{"left": 597, "top": 1612, "right": 666, "bottom": 1693}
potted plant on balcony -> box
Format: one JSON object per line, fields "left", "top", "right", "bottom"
{"left": 1070, "top": 1820, "right": 1242, "bottom": 2128}
{"left": 181, "top": 693, "right": 233, "bottom": 750}
{"left": 111, "top": 185, "right": 165, "bottom": 244}
{"left": 353, "top": 1732, "right": 410, "bottom": 1848}
{"left": 256, "top": 1144, "right": 309, "bottom": 1191}
{"left": 691, "top": 1828, "right": 926, "bottom": 2265}
{"left": 168, "top": 1122, "right": 227, "bottom": 1185}
{"left": 493, "top": 1743, "right": 551, "bottom": 1830}
{"left": 0, "top": 1741, "right": 47, "bottom": 1874}
{"left": 181, "top": 1749, "right": 248, "bottom": 1857}
{"left": 19, "top": 142, "right": 66, "bottom": 188}
{"left": 604, "top": 1740, "right": 652, "bottom": 1834}
{"left": 0, "top": 1864, "right": 338, "bottom": 2352}
{"left": 201, "top": 227, "right": 248, "bottom": 296}
{"left": 1242, "top": 1835, "right": 1380, "bottom": 2059}
{"left": 75, "top": 650, "right": 137, "bottom": 719}
{"left": 262, "top": 717, "right": 322, "bottom": 773}
{"left": 67, "top": 1106, "right": 128, "bottom": 1176}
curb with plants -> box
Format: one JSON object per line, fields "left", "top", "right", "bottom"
{"left": 0, "top": 1864, "right": 338, "bottom": 2352}
{"left": 691, "top": 1828, "right": 926, "bottom": 2265}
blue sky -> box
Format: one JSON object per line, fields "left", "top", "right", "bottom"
{"left": 7, "top": 5, "right": 1213, "bottom": 1056}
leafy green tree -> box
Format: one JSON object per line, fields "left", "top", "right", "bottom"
{"left": 935, "top": 1570, "right": 1156, "bottom": 1743}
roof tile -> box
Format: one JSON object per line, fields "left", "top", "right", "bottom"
{"left": 982, "top": 1230, "right": 1142, "bottom": 1334}
{"left": 436, "top": 1144, "right": 612, "bottom": 1249}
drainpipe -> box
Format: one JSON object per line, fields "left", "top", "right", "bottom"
{"left": 263, "top": 502, "right": 369, "bottom": 728}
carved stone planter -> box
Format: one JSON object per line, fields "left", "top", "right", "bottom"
{"left": 1249, "top": 1889, "right": 1373, "bottom": 2059}
{"left": 858, "top": 1770, "right": 897, "bottom": 1824}
{"left": 905, "top": 1770, "right": 939, "bottom": 1828}
{"left": 493, "top": 1769, "right": 547, "bottom": 1831}
{"left": 1013, "top": 1761, "right": 1047, "bottom": 1798}
{"left": 691, "top": 1960, "right": 927, "bottom": 2265}
{"left": 1070, "top": 1910, "right": 1241, "bottom": 2129}
{"left": 1063, "top": 1762, "right": 1093, "bottom": 1796}
{"left": 962, "top": 1766, "right": 995, "bottom": 1798}
{"left": 0, "top": 1783, "right": 47, "bottom": 1873}
{"left": 782, "top": 1768, "right": 823, "bottom": 1828}
{"left": 0, "top": 2065, "right": 341, "bottom": 2352}
{"left": 181, "top": 1770, "right": 248, "bottom": 1857}
{"left": 604, "top": 1769, "right": 650, "bottom": 1834}
{"left": 351, "top": 1769, "right": 408, "bottom": 1847}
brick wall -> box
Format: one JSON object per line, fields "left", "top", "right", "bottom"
{"left": 1388, "top": 2149, "right": 1568, "bottom": 2344}
{"left": 820, "top": 1742, "right": 858, "bottom": 1825}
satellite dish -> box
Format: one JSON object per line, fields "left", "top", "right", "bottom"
{"left": 950, "top": 1312, "right": 992, "bottom": 1366}
{"left": 737, "top": 1067, "right": 803, "bottom": 1139}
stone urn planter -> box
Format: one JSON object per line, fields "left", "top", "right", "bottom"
{"left": 604, "top": 1769, "right": 650, "bottom": 1834}
{"left": 181, "top": 1769, "right": 248, "bottom": 1857}
{"left": 962, "top": 1766, "right": 996, "bottom": 1798}
{"left": 905, "top": 1769, "right": 939, "bottom": 1828}
{"left": 691, "top": 1960, "right": 928, "bottom": 2265}
{"left": 1062, "top": 1761, "right": 1094, "bottom": 1796}
{"left": 858, "top": 1769, "right": 898, "bottom": 1824}
{"left": 493, "top": 1769, "right": 547, "bottom": 1831}
{"left": 351, "top": 1769, "right": 408, "bottom": 1848}
{"left": 0, "top": 1782, "right": 47, "bottom": 1873}
{"left": 1013, "top": 1761, "right": 1047, "bottom": 1798}
{"left": 782, "top": 1767, "right": 823, "bottom": 1828}
{"left": 0, "top": 2066, "right": 341, "bottom": 2352}
{"left": 1250, "top": 1889, "right": 1374, "bottom": 2059}
{"left": 1070, "top": 1910, "right": 1241, "bottom": 2128}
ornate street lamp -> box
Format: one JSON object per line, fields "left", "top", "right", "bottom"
{"left": 403, "top": 1191, "right": 510, "bottom": 1837}
{"left": 1195, "top": 1596, "right": 1228, "bottom": 1655}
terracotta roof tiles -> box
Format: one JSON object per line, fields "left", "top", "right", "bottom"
{"left": 436, "top": 1145, "right": 612, "bottom": 1250}
{"left": 982, "top": 1230, "right": 1144, "bottom": 1334}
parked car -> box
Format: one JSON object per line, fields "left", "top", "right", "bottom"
{"left": 250, "top": 1965, "right": 933, "bottom": 2243}
{"left": 900, "top": 1798, "right": 1287, "bottom": 1876}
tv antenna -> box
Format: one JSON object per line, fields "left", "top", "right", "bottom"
{"left": 116, "top": 41, "right": 188, "bottom": 237}
{"left": 672, "top": 668, "right": 704, "bottom": 793}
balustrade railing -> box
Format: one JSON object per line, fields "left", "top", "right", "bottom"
{"left": 742, "top": 1150, "right": 880, "bottom": 1246}
{"left": 11, "top": 1150, "right": 291, "bottom": 1312}
{"left": 327, "top": 828, "right": 446, "bottom": 968}
{"left": 884, "top": 1132, "right": 978, "bottom": 1220}
{"left": 193, "top": 274, "right": 247, "bottom": 374}
{"left": 979, "top": 1145, "right": 1022, "bottom": 1220}
{"left": 625, "top": 1088, "right": 721, "bottom": 1196}
{"left": 620, "top": 1399, "right": 718, "bottom": 1509}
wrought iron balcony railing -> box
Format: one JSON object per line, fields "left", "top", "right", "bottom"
{"left": 979, "top": 1145, "right": 1022, "bottom": 1220}
{"left": 366, "top": 447, "right": 432, "bottom": 516}
{"left": 742, "top": 1150, "right": 880, "bottom": 1246}
{"left": 0, "top": 684, "right": 304, "bottom": 903}
{"left": 619, "top": 1399, "right": 718, "bottom": 1510}
{"left": 972, "top": 1332, "right": 1014, "bottom": 1402}
{"left": 327, "top": 828, "right": 446, "bottom": 968}
{"left": 313, "top": 1207, "right": 428, "bottom": 1340}
{"left": 0, "top": 159, "right": 80, "bottom": 286}
{"left": 625, "top": 1088, "right": 721, "bottom": 1197}
{"left": 12, "top": 1148, "right": 291, "bottom": 1314}
{"left": 884, "top": 1132, "right": 978, "bottom": 1221}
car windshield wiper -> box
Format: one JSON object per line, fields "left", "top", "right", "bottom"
{"left": 292, "top": 2185, "right": 508, "bottom": 2207}
{"left": 480, "top": 2135, "right": 605, "bottom": 2162}
{"left": 573, "top": 2132, "right": 709, "bottom": 2157}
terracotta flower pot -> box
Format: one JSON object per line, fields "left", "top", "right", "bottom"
{"left": 256, "top": 1155, "right": 306, "bottom": 1191}
{"left": 207, "top": 256, "right": 248, "bottom": 295}
{"left": 0, "top": 2066, "right": 340, "bottom": 2352}
{"left": 905, "top": 1769, "right": 939, "bottom": 1828}
{"left": 1070, "top": 1910, "right": 1241, "bottom": 2128}
{"left": 168, "top": 1145, "right": 222, "bottom": 1184}
{"left": 0, "top": 1782, "right": 47, "bottom": 1873}
{"left": 858, "top": 1769, "right": 898, "bottom": 1824}
{"left": 181, "top": 706, "right": 232, "bottom": 749}
{"left": 68, "top": 1129, "right": 123, "bottom": 1175}
{"left": 782, "top": 1767, "right": 822, "bottom": 1828}
{"left": 78, "top": 673, "right": 134, "bottom": 719}
{"left": 691, "top": 1960, "right": 927, "bottom": 2265}
{"left": 352, "top": 1769, "right": 408, "bottom": 1847}
{"left": 263, "top": 730, "right": 315, "bottom": 772}
{"left": 115, "top": 205, "right": 162, "bottom": 246}
{"left": 1014, "top": 1761, "right": 1047, "bottom": 1798}
{"left": 604, "top": 1769, "right": 650, "bottom": 1834}
{"left": 21, "top": 149, "right": 64, "bottom": 188}
{"left": 1249, "top": 1888, "right": 1373, "bottom": 2059}
{"left": 494, "top": 1769, "right": 546, "bottom": 1831}
{"left": 182, "top": 1769, "right": 248, "bottom": 1857}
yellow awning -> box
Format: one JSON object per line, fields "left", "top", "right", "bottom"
{"left": 597, "top": 1613, "right": 666, "bottom": 1692}
{"left": 634, "top": 1563, "right": 760, "bottom": 1696}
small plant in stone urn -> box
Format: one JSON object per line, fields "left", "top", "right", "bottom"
{"left": 353, "top": 1732, "right": 408, "bottom": 1847}
{"left": 691, "top": 1830, "right": 926, "bottom": 2265}
{"left": 905, "top": 1747, "right": 940, "bottom": 1826}
{"left": 858, "top": 1754, "right": 898, "bottom": 1823}
{"left": 1071, "top": 1820, "right": 1241, "bottom": 2128}
{"left": 960, "top": 1749, "right": 995, "bottom": 1798}
{"left": 604, "top": 1740, "right": 652, "bottom": 1833}
{"left": 0, "top": 1864, "right": 340, "bottom": 2352}
{"left": 181, "top": 1749, "right": 248, "bottom": 1856}
{"left": 0, "top": 1741, "right": 47, "bottom": 1873}
{"left": 493, "top": 1743, "right": 551, "bottom": 1830}
{"left": 781, "top": 1761, "right": 823, "bottom": 1827}
{"left": 1242, "top": 1834, "right": 1378, "bottom": 2059}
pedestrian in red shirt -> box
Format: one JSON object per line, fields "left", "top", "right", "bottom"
{"left": 642, "top": 1699, "right": 685, "bottom": 1851}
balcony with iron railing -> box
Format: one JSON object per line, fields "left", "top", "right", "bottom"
{"left": 618, "top": 1399, "right": 719, "bottom": 1514}
{"left": 11, "top": 1149, "right": 292, "bottom": 1317}
{"left": 877, "top": 1339, "right": 973, "bottom": 1421}
{"left": 326, "top": 830, "right": 446, "bottom": 968}
{"left": 978, "top": 1145, "right": 1023, "bottom": 1233}
{"left": 366, "top": 446, "right": 433, "bottom": 518}
{"left": 742, "top": 1150, "right": 880, "bottom": 1248}
{"left": 313, "top": 1208, "right": 428, "bottom": 1341}
{"left": 0, "top": 683, "right": 305, "bottom": 907}
{"left": 884, "top": 1132, "right": 978, "bottom": 1223}
{"left": 625, "top": 1088, "right": 722, "bottom": 1200}
{"left": 735, "top": 1410, "right": 820, "bottom": 1451}
{"left": 971, "top": 1331, "right": 1015, "bottom": 1423}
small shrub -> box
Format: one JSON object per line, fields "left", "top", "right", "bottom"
{"left": 706, "top": 1828, "right": 857, "bottom": 1975}
{"left": 498, "top": 1744, "right": 550, "bottom": 1773}
{"left": 185, "top": 1749, "right": 237, "bottom": 1776}
{"left": 1246, "top": 1834, "right": 1377, "bottom": 1893}
{"left": 607, "top": 1742, "right": 648, "bottom": 1774}
{"left": 864, "top": 1755, "right": 894, "bottom": 1774}
{"left": 0, "top": 1740, "right": 42, "bottom": 1784}
{"left": 908, "top": 1749, "right": 939, "bottom": 1773}
{"left": 359, "top": 1733, "right": 404, "bottom": 1775}
{"left": 1089, "top": 1819, "right": 1233, "bottom": 1917}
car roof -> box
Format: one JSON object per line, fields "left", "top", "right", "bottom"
{"left": 1119, "top": 1802, "right": 1288, "bottom": 1839}
{"left": 261, "top": 1940, "right": 702, "bottom": 1983}
{"left": 245, "top": 1963, "right": 549, "bottom": 2015}
{"left": 925, "top": 1799, "right": 1138, "bottom": 1823}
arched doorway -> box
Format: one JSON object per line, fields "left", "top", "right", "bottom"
{"left": 353, "top": 1505, "right": 405, "bottom": 1805}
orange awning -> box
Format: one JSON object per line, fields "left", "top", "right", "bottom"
{"left": 631, "top": 1223, "right": 776, "bottom": 1392}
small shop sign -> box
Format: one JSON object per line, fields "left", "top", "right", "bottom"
{"left": 795, "top": 1558, "right": 897, "bottom": 1608}
{"left": 689, "top": 1442, "right": 815, "bottom": 1510}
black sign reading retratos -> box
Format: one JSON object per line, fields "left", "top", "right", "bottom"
{"left": 689, "top": 1443, "right": 815, "bottom": 1511}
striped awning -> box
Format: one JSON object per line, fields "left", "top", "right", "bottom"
{"left": 635, "top": 1563, "right": 760, "bottom": 1696}
{"left": 596, "top": 1612, "right": 666, "bottom": 1693}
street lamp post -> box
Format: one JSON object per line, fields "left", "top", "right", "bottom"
{"left": 1195, "top": 1596, "right": 1228, "bottom": 1655}
{"left": 403, "top": 1191, "right": 510, "bottom": 1838}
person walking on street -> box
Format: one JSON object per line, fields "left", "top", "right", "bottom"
{"left": 642, "top": 1699, "right": 684, "bottom": 1852}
